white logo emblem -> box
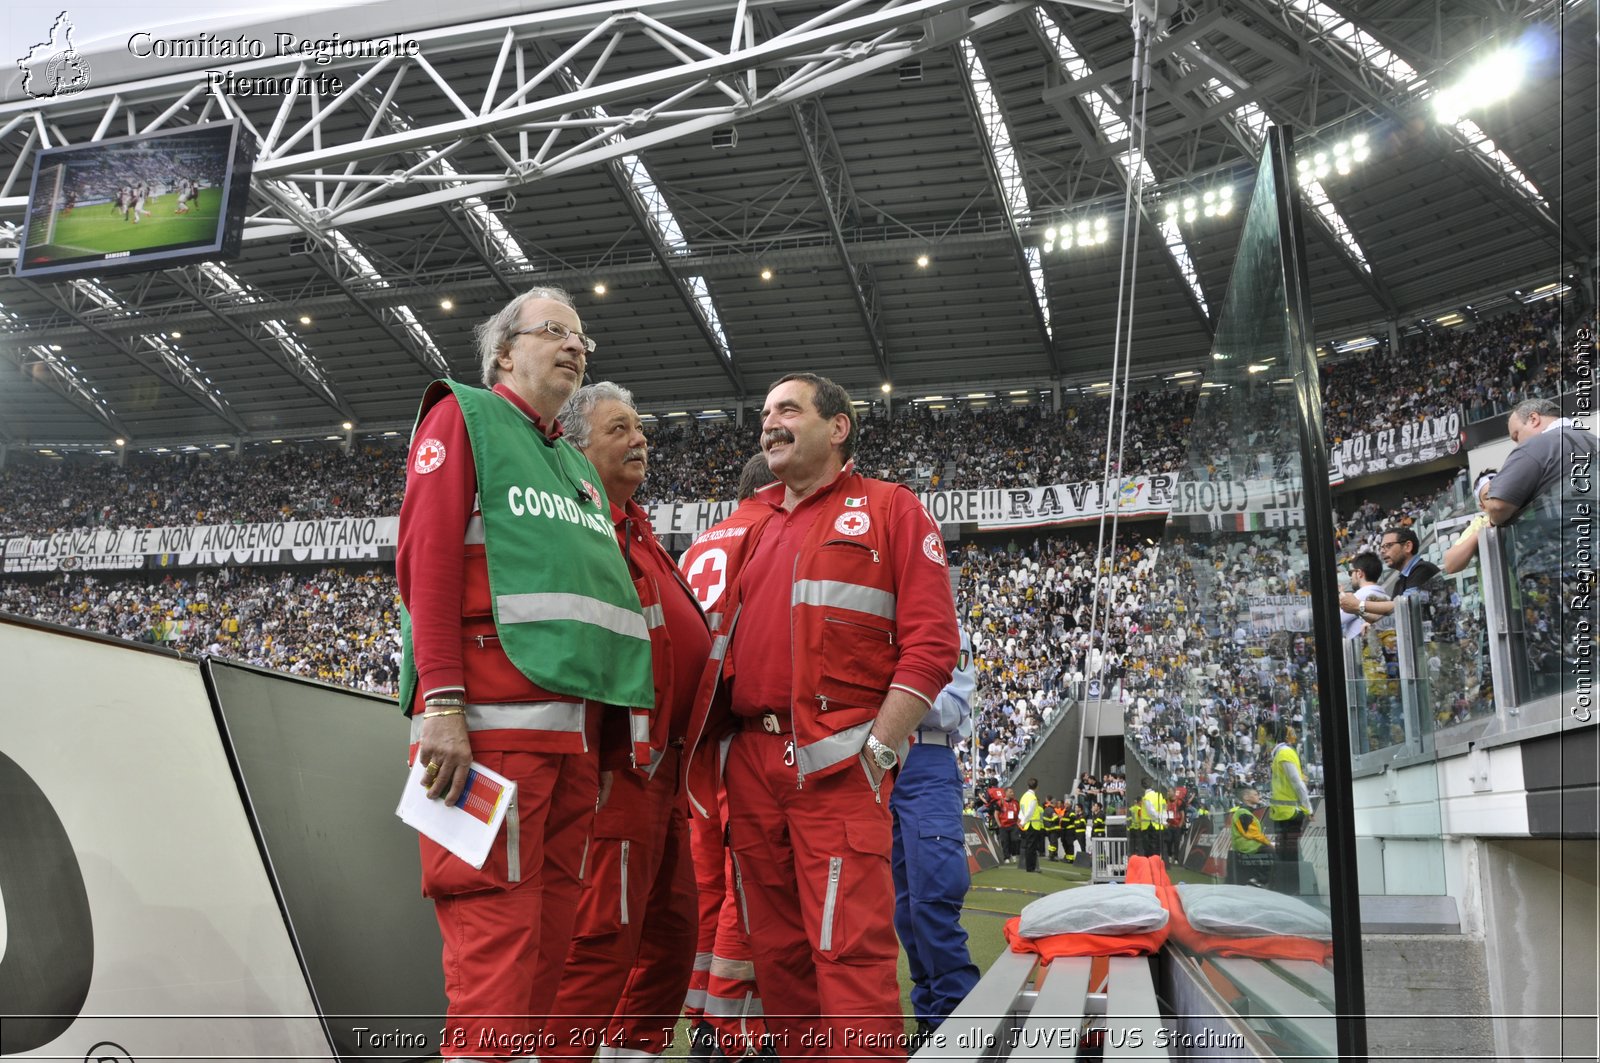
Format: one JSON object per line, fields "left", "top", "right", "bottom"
{"left": 684, "top": 547, "right": 728, "bottom": 608}
{"left": 18, "top": 13, "right": 91, "bottom": 99}
{"left": 835, "top": 512, "right": 870, "bottom": 537}
{"left": 412, "top": 438, "right": 446, "bottom": 474}
{"left": 922, "top": 532, "right": 947, "bottom": 566}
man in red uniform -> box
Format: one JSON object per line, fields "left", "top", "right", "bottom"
{"left": 399, "top": 287, "right": 655, "bottom": 1061}
{"left": 685, "top": 372, "right": 959, "bottom": 1061}
{"left": 679, "top": 454, "right": 774, "bottom": 1061}
{"left": 996, "top": 789, "right": 1019, "bottom": 863}
{"left": 545, "top": 381, "right": 709, "bottom": 1061}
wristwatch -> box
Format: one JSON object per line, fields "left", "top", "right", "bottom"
{"left": 864, "top": 734, "right": 899, "bottom": 771}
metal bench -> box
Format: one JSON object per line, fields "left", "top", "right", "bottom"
{"left": 915, "top": 953, "right": 1173, "bottom": 1062}
{"left": 1209, "top": 956, "right": 1337, "bottom": 1061}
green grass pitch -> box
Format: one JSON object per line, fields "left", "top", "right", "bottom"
{"left": 28, "top": 189, "right": 223, "bottom": 262}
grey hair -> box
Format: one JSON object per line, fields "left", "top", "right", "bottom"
{"left": 476, "top": 286, "right": 576, "bottom": 388}
{"left": 1510, "top": 396, "right": 1560, "bottom": 423}
{"left": 558, "top": 381, "right": 636, "bottom": 450}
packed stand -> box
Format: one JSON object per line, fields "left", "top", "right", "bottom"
{"left": 0, "top": 440, "right": 407, "bottom": 536}
{"left": 0, "top": 566, "right": 402, "bottom": 691}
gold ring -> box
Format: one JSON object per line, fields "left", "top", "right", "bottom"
{"left": 425, "top": 760, "right": 441, "bottom": 775}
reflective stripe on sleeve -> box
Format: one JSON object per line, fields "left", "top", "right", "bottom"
{"left": 794, "top": 719, "right": 874, "bottom": 778}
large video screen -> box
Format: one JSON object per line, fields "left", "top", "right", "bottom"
{"left": 17, "top": 120, "right": 253, "bottom": 279}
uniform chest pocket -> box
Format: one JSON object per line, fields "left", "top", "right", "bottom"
{"left": 816, "top": 616, "right": 895, "bottom": 716}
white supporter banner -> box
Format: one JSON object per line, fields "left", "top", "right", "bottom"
{"left": 1328, "top": 408, "right": 1464, "bottom": 483}
{"left": 656, "top": 473, "right": 1317, "bottom": 539}
{"left": 2, "top": 516, "right": 397, "bottom": 573}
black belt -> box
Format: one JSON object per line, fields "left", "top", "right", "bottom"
{"left": 739, "top": 711, "right": 792, "bottom": 735}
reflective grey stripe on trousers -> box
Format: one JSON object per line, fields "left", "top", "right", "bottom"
{"left": 497, "top": 591, "right": 650, "bottom": 640}
{"left": 704, "top": 992, "right": 761, "bottom": 1019}
{"left": 791, "top": 579, "right": 896, "bottom": 620}
{"left": 640, "top": 603, "right": 665, "bottom": 629}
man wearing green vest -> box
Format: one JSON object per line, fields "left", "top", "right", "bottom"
{"left": 1226, "top": 786, "right": 1274, "bottom": 887}
{"left": 1018, "top": 778, "right": 1044, "bottom": 872}
{"left": 1268, "top": 719, "right": 1314, "bottom": 893}
{"left": 397, "top": 287, "right": 655, "bottom": 1060}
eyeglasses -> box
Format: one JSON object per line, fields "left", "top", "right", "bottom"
{"left": 1379, "top": 541, "right": 1401, "bottom": 551}
{"left": 509, "top": 320, "right": 597, "bottom": 355}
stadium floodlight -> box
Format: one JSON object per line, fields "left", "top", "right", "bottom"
{"left": 760, "top": 268, "right": 773, "bottom": 281}
{"left": 593, "top": 283, "right": 607, "bottom": 296}
{"left": 1297, "top": 133, "right": 1371, "bottom": 187}
{"left": 1044, "top": 215, "right": 1109, "bottom": 252}
{"left": 299, "top": 315, "right": 312, "bottom": 326}
{"left": 1433, "top": 48, "right": 1527, "bottom": 124}
{"left": 881, "top": 382, "right": 893, "bottom": 393}
{"left": 439, "top": 298, "right": 454, "bottom": 310}
{"left": 916, "top": 254, "right": 930, "bottom": 268}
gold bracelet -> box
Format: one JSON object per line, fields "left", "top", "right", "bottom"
{"left": 421, "top": 707, "right": 466, "bottom": 720}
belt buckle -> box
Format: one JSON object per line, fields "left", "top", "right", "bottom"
{"left": 761, "top": 712, "right": 781, "bottom": 734}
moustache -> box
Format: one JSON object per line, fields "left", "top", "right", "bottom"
{"left": 762, "top": 429, "right": 795, "bottom": 449}
{"left": 625, "top": 447, "right": 647, "bottom": 464}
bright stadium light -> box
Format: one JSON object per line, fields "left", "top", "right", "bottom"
{"left": 1043, "top": 215, "right": 1108, "bottom": 253}
{"left": 1297, "top": 133, "right": 1370, "bottom": 187}
{"left": 1433, "top": 48, "right": 1528, "bottom": 124}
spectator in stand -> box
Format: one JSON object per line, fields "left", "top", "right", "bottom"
{"left": 1338, "top": 551, "right": 1390, "bottom": 638}
{"left": 1484, "top": 398, "right": 1598, "bottom": 526}
{"left": 1442, "top": 470, "right": 1497, "bottom": 575}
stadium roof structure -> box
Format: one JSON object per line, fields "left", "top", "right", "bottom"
{"left": 0, "top": 0, "right": 1592, "bottom": 450}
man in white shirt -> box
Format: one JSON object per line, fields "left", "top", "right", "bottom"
{"left": 1340, "top": 551, "right": 1390, "bottom": 639}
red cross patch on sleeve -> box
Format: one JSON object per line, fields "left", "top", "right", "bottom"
{"left": 412, "top": 438, "right": 447, "bottom": 474}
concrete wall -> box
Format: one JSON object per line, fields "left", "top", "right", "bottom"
{"left": 1478, "top": 838, "right": 1600, "bottom": 1062}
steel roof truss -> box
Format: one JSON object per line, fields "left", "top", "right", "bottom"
{"left": 790, "top": 97, "right": 892, "bottom": 387}
{"left": 955, "top": 40, "right": 1061, "bottom": 375}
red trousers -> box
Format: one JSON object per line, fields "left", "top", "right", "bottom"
{"left": 544, "top": 752, "right": 697, "bottom": 1060}
{"left": 424, "top": 748, "right": 598, "bottom": 1061}
{"left": 725, "top": 729, "right": 905, "bottom": 1061}
{"left": 685, "top": 810, "right": 721, "bottom": 1023}
{"left": 689, "top": 802, "right": 766, "bottom": 1054}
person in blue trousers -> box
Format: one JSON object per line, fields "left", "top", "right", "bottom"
{"left": 891, "top": 623, "right": 981, "bottom": 1047}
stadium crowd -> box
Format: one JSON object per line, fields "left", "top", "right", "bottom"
{"left": 0, "top": 300, "right": 1572, "bottom": 536}
{"left": 0, "top": 566, "right": 402, "bottom": 692}
{"left": 0, "top": 298, "right": 1576, "bottom": 807}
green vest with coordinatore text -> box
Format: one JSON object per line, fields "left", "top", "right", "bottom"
{"left": 398, "top": 380, "right": 655, "bottom": 711}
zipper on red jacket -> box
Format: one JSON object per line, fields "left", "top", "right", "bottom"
{"left": 820, "top": 538, "right": 879, "bottom": 563}
{"left": 790, "top": 553, "right": 804, "bottom": 790}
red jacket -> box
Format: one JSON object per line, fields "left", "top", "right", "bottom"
{"left": 613, "top": 498, "right": 711, "bottom": 776}
{"left": 679, "top": 496, "right": 769, "bottom": 623}
{"left": 683, "top": 465, "right": 957, "bottom": 807}
{"left": 997, "top": 800, "right": 1019, "bottom": 829}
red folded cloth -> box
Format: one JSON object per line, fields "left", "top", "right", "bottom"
{"left": 1003, "top": 856, "right": 1170, "bottom": 961}
{"left": 1146, "top": 855, "right": 1333, "bottom": 966}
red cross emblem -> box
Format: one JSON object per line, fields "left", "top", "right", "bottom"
{"left": 413, "top": 437, "right": 446, "bottom": 474}
{"left": 834, "top": 512, "right": 870, "bottom": 536}
{"left": 684, "top": 547, "right": 728, "bottom": 608}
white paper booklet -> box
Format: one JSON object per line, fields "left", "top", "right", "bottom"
{"left": 396, "top": 759, "right": 517, "bottom": 870}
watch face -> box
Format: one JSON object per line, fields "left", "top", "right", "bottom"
{"left": 874, "top": 747, "right": 898, "bottom": 769}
